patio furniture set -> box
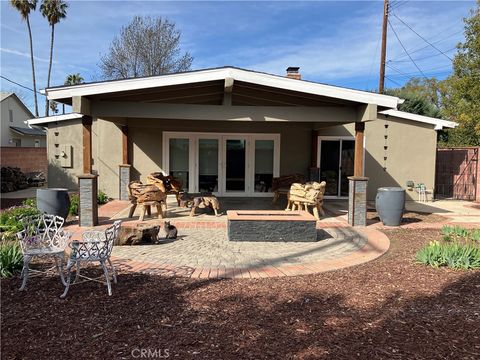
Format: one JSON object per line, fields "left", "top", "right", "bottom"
{"left": 16, "top": 213, "right": 122, "bottom": 298}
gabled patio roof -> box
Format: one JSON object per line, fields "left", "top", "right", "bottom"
{"left": 42, "top": 66, "right": 402, "bottom": 109}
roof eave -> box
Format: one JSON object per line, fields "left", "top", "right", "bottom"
{"left": 43, "top": 67, "right": 402, "bottom": 109}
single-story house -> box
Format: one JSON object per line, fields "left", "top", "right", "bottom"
{"left": 27, "top": 66, "right": 456, "bottom": 226}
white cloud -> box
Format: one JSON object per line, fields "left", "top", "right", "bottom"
{"left": 1, "top": 47, "right": 57, "bottom": 64}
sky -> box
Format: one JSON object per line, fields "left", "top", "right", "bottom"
{"left": 0, "top": 0, "right": 476, "bottom": 115}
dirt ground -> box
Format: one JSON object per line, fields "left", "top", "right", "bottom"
{"left": 1, "top": 228, "right": 479, "bottom": 360}
{"left": 367, "top": 209, "right": 447, "bottom": 224}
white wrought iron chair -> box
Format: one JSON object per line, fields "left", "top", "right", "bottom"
{"left": 61, "top": 220, "right": 122, "bottom": 298}
{"left": 16, "top": 214, "right": 71, "bottom": 291}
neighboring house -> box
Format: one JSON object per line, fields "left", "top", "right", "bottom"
{"left": 1, "top": 92, "right": 48, "bottom": 177}
{"left": 1, "top": 92, "right": 46, "bottom": 147}
{"left": 28, "top": 66, "right": 456, "bottom": 202}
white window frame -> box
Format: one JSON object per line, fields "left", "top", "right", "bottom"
{"left": 163, "top": 132, "right": 280, "bottom": 197}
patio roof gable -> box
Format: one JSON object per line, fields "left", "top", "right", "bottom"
{"left": 42, "top": 67, "right": 402, "bottom": 109}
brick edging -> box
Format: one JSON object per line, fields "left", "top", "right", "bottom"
{"left": 111, "top": 227, "right": 390, "bottom": 279}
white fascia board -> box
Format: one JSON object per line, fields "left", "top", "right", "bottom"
{"left": 26, "top": 113, "right": 84, "bottom": 126}
{"left": 379, "top": 109, "right": 457, "bottom": 130}
{"left": 44, "top": 67, "right": 401, "bottom": 108}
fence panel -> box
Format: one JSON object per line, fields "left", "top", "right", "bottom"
{"left": 435, "top": 147, "right": 479, "bottom": 201}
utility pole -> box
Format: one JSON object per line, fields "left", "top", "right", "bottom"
{"left": 378, "top": 0, "right": 389, "bottom": 93}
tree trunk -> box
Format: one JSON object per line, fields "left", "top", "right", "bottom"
{"left": 26, "top": 16, "right": 38, "bottom": 117}
{"left": 45, "top": 24, "right": 55, "bottom": 117}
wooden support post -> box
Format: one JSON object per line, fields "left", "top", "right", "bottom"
{"left": 121, "top": 125, "right": 129, "bottom": 165}
{"left": 354, "top": 122, "right": 365, "bottom": 177}
{"left": 82, "top": 116, "right": 93, "bottom": 174}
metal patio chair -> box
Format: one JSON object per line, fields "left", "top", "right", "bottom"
{"left": 16, "top": 214, "right": 71, "bottom": 291}
{"left": 60, "top": 220, "right": 122, "bottom": 298}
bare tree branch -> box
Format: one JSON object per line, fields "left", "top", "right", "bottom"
{"left": 99, "top": 15, "right": 193, "bottom": 79}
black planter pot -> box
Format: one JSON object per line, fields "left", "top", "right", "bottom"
{"left": 37, "top": 188, "right": 71, "bottom": 219}
{"left": 375, "top": 187, "right": 405, "bottom": 226}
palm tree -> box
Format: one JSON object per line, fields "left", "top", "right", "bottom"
{"left": 62, "top": 73, "right": 83, "bottom": 114}
{"left": 10, "top": 0, "right": 39, "bottom": 117}
{"left": 40, "top": 0, "right": 67, "bottom": 116}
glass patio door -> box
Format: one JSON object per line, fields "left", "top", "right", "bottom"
{"left": 198, "top": 138, "right": 219, "bottom": 193}
{"left": 223, "top": 137, "right": 248, "bottom": 194}
{"left": 164, "top": 132, "right": 279, "bottom": 196}
{"left": 318, "top": 138, "right": 355, "bottom": 197}
{"left": 168, "top": 138, "right": 190, "bottom": 192}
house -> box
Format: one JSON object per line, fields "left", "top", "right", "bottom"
{"left": 1, "top": 92, "right": 48, "bottom": 176}
{"left": 27, "top": 66, "right": 456, "bottom": 226}
{"left": 1, "top": 92, "right": 46, "bottom": 147}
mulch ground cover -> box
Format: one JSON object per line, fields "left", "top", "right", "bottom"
{"left": 367, "top": 209, "right": 448, "bottom": 224}
{"left": 1, "top": 228, "right": 479, "bottom": 360}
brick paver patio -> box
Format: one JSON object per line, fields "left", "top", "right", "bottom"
{"left": 65, "top": 197, "right": 391, "bottom": 279}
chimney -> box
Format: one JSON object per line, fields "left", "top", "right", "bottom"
{"left": 286, "top": 66, "right": 301, "bottom": 80}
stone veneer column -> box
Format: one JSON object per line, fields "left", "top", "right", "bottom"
{"left": 348, "top": 176, "right": 369, "bottom": 227}
{"left": 78, "top": 174, "right": 98, "bottom": 227}
{"left": 119, "top": 164, "right": 131, "bottom": 201}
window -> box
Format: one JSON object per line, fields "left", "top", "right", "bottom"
{"left": 34, "top": 139, "right": 40, "bottom": 148}
{"left": 9, "top": 109, "right": 13, "bottom": 122}
{"left": 10, "top": 138, "right": 21, "bottom": 147}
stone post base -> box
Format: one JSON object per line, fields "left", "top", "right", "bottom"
{"left": 348, "top": 176, "right": 369, "bottom": 227}
{"left": 78, "top": 174, "right": 98, "bottom": 227}
{"left": 119, "top": 164, "right": 131, "bottom": 201}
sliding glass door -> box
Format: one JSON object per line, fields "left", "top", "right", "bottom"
{"left": 317, "top": 137, "right": 356, "bottom": 197}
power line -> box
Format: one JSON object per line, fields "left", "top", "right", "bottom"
{"left": 0, "top": 75, "right": 44, "bottom": 96}
{"left": 389, "top": 0, "right": 409, "bottom": 12}
{"left": 388, "top": 19, "right": 428, "bottom": 79}
{"left": 389, "top": 47, "right": 457, "bottom": 63}
{"left": 385, "top": 75, "right": 404, "bottom": 87}
{"left": 390, "top": 29, "right": 463, "bottom": 61}
{"left": 392, "top": 13, "right": 453, "bottom": 61}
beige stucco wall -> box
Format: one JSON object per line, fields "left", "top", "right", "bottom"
{"left": 46, "top": 114, "right": 437, "bottom": 202}
{"left": 317, "top": 116, "right": 437, "bottom": 201}
{"left": 46, "top": 119, "right": 84, "bottom": 190}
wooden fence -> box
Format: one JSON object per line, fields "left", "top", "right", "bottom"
{"left": 435, "top": 147, "right": 479, "bottom": 202}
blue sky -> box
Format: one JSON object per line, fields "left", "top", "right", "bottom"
{"left": 0, "top": 0, "right": 476, "bottom": 115}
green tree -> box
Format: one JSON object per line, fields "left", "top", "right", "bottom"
{"left": 40, "top": 0, "right": 68, "bottom": 116}
{"left": 62, "top": 73, "right": 83, "bottom": 113}
{"left": 100, "top": 16, "right": 193, "bottom": 79}
{"left": 385, "top": 77, "right": 442, "bottom": 118}
{"left": 441, "top": 1, "right": 480, "bottom": 146}
{"left": 10, "top": 0, "right": 39, "bottom": 117}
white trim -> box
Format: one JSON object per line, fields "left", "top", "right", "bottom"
{"left": 44, "top": 67, "right": 401, "bottom": 108}
{"left": 162, "top": 131, "right": 280, "bottom": 197}
{"left": 379, "top": 109, "right": 457, "bottom": 130}
{"left": 26, "top": 113, "right": 83, "bottom": 126}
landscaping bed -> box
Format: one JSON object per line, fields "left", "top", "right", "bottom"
{"left": 1, "top": 228, "right": 479, "bottom": 359}
{"left": 367, "top": 208, "right": 447, "bottom": 224}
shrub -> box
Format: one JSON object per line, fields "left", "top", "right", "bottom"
{"left": 0, "top": 206, "right": 40, "bottom": 241}
{"left": 22, "top": 198, "right": 36, "bottom": 207}
{"left": 416, "top": 240, "right": 480, "bottom": 270}
{"left": 69, "top": 193, "right": 79, "bottom": 216}
{"left": 97, "top": 190, "right": 110, "bottom": 205}
{"left": 0, "top": 241, "right": 23, "bottom": 278}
